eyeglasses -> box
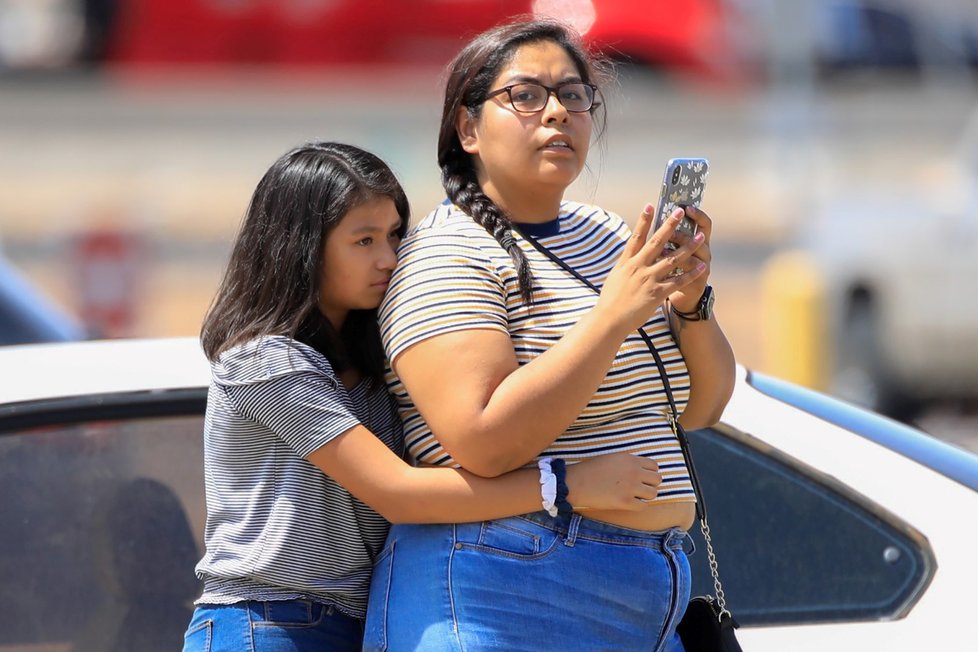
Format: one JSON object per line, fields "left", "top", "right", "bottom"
{"left": 485, "top": 82, "right": 599, "bottom": 114}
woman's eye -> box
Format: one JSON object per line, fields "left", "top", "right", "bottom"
{"left": 513, "top": 88, "right": 540, "bottom": 103}
{"left": 559, "top": 86, "right": 583, "bottom": 101}
{"left": 358, "top": 237, "right": 373, "bottom": 246}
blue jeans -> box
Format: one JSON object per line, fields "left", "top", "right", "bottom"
{"left": 183, "top": 599, "right": 363, "bottom": 651}
{"left": 364, "top": 512, "right": 691, "bottom": 652}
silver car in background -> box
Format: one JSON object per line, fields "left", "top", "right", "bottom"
{"left": 765, "top": 105, "right": 978, "bottom": 421}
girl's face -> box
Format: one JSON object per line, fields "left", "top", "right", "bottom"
{"left": 457, "top": 40, "right": 592, "bottom": 204}
{"left": 318, "top": 196, "right": 402, "bottom": 328}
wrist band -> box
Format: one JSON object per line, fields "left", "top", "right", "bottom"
{"left": 550, "top": 458, "right": 573, "bottom": 515}
{"left": 538, "top": 457, "right": 574, "bottom": 517}
{"left": 538, "top": 458, "right": 558, "bottom": 517}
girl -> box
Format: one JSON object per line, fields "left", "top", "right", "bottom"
{"left": 364, "top": 19, "right": 736, "bottom": 652}
{"left": 181, "top": 141, "right": 662, "bottom": 652}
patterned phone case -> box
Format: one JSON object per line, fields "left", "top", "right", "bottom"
{"left": 652, "top": 158, "right": 709, "bottom": 249}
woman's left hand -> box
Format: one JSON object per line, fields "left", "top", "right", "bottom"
{"left": 665, "top": 206, "right": 712, "bottom": 313}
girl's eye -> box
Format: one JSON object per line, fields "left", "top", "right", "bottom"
{"left": 358, "top": 237, "right": 373, "bottom": 246}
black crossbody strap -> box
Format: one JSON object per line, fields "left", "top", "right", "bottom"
{"left": 511, "top": 223, "right": 733, "bottom": 616}
{"left": 510, "top": 224, "right": 707, "bottom": 521}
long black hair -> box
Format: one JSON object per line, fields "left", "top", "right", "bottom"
{"left": 201, "top": 141, "right": 409, "bottom": 383}
{"left": 438, "top": 17, "right": 610, "bottom": 302}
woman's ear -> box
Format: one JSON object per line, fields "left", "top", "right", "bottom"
{"left": 456, "top": 106, "right": 480, "bottom": 155}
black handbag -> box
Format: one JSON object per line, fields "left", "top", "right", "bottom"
{"left": 677, "top": 596, "right": 742, "bottom": 652}
{"left": 513, "top": 225, "right": 744, "bottom": 652}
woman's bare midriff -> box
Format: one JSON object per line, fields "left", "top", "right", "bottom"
{"left": 582, "top": 502, "right": 697, "bottom": 533}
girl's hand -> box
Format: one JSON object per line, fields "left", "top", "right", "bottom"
{"left": 597, "top": 203, "right": 707, "bottom": 334}
{"left": 564, "top": 452, "right": 662, "bottom": 511}
{"left": 666, "top": 206, "right": 713, "bottom": 314}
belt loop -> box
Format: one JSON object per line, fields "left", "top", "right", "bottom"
{"left": 679, "top": 529, "right": 696, "bottom": 555}
{"left": 564, "top": 514, "right": 581, "bottom": 547}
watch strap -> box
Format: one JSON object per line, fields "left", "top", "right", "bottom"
{"left": 671, "top": 285, "right": 713, "bottom": 321}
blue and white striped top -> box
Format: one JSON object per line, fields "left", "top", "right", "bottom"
{"left": 379, "top": 200, "right": 695, "bottom": 505}
{"left": 193, "top": 336, "right": 403, "bottom": 618}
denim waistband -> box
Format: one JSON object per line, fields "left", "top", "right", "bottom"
{"left": 514, "top": 510, "right": 690, "bottom": 550}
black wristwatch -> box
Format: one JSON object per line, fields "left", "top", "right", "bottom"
{"left": 671, "top": 285, "right": 714, "bottom": 322}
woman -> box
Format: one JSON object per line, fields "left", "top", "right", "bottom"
{"left": 365, "top": 19, "right": 736, "bottom": 651}
{"left": 181, "top": 141, "right": 665, "bottom": 652}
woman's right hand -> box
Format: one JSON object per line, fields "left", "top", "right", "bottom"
{"left": 564, "top": 452, "right": 662, "bottom": 512}
{"left": 596, "top": 204, "right": 707, "bottom": 333}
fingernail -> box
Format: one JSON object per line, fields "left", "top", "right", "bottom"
{"left": 644, "top": 202, "right": 654, "bottom": 214}
{"left": 696, "top": 262, "right": 706, "bottom": 271}
{"left": 694, "top": 232, "right": 705, "bottom": 242}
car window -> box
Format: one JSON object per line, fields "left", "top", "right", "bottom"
{"left": 0, "top": 413, "right": 205, "bottom": 652}
{"left": 685, "top": 425, "right": 934, "bottom": 626}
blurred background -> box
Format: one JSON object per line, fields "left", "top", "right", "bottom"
{"left": 1, "top": 0, "right": 976, "bottom": 448}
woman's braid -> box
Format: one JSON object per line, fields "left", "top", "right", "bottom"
{"left": 442, "top": 161, "right": 535, "bottom": 303}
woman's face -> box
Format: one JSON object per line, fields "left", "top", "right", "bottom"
{"left": 458, "top": 40, "right": 593, "bottom": 204}
{"left": 318, "top": 196, "right": 402, "bottom": 328}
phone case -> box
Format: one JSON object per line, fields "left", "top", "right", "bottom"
{"left": 652, "top": 158, "right": 709, "bottom": 249}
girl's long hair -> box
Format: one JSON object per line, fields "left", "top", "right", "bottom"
{"left": 438, "top": 18, "right": 610, "bottom": 302}
{"left": 201, "top": 141, "right": 409, "bottom": 383}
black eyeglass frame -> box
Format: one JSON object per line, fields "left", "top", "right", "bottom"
{"left": 484, "top": 82, "right": 601, "bottom": 114}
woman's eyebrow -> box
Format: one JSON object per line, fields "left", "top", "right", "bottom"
{"left": 499, "top": 73, "right": 584, "bottom": 85}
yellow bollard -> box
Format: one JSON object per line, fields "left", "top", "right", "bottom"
{"left": 759, "top": 251, "right": 830, "bottom": 391}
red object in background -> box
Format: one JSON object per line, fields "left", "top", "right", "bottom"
{"left": 106, "top": 0, "right": 524, "bottom": 67}
{"left": 585, "top": 0, "right": 734, "bottom": 78}
{"left": 104, "top": 0, "right": 740, "bottom": 81}
{"left": 71, "top": 228, "right": 143, "bottom": 338}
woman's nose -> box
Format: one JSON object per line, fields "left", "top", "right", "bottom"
{"left": 542, "top": 91, "right": 569, "bottom": 123}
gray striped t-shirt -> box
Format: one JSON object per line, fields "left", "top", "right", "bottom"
{"left": 193, "top": 335, "right": 403, "bottom": 618}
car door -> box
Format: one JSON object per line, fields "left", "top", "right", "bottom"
{"left": 0, "top": 388, "right": 206, "bottom": 652}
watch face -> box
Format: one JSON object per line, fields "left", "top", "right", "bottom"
{"left": 700, "top": 286, "right": 715, "bottom": 319}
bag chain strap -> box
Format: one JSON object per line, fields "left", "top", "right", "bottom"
{"left": 512, "top": 224, "right": 730, "bottom": 617}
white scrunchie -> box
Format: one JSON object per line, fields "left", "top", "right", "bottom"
{"left": 538, "top": 457, "right": 558, "bottom": 517}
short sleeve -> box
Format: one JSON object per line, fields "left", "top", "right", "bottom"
{"left": 379, "top": 228, "right": 508, "bottom": 362}
{"left": 223, "top": 372, "right": 359, "bottom": 459}
{"left": 214, "top": 337, "right": 361, "bottom": 459}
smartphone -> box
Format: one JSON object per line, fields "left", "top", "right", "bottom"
{"left": 652, "top": 158, "right": 709, "bottom": 251}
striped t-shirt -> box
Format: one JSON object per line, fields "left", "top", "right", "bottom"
{"left": 193, "top": 336, "right": 403, "bottom": 618}
{"left": 380, "top": 200, "right": 695, "bottom": 504}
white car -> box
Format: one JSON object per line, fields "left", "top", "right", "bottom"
{"left": 1, "top": 338, "right": 976, "bottom": 651}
